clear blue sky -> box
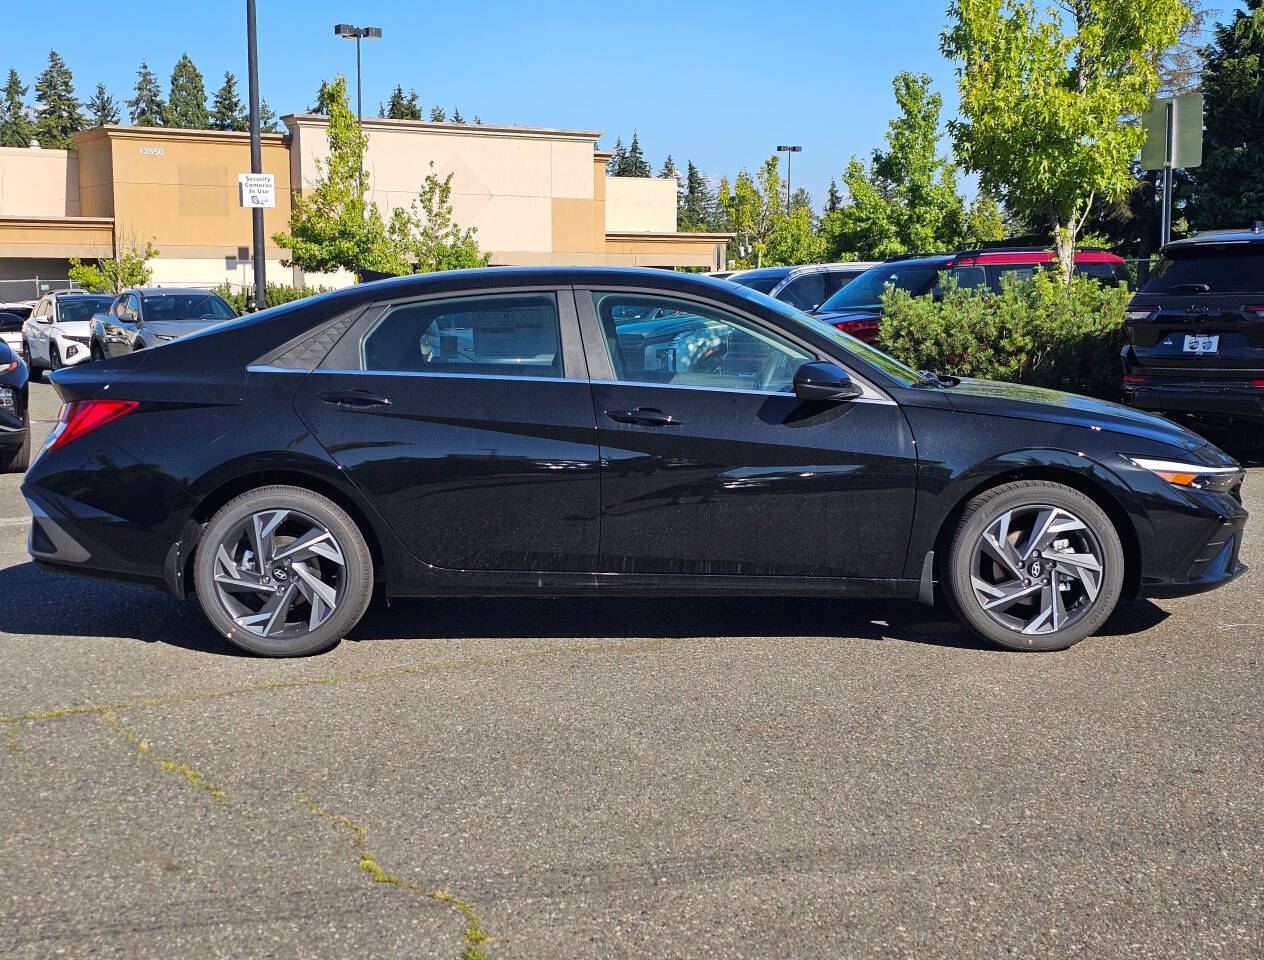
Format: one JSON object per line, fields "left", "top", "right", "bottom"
{"left": 4, "top": 0, "right": 1243, "bottom": 208}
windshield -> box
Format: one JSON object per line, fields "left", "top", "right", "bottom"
{"left": 55, "top": 297, "right": 113, "bottom": 324}
{"left": 818, "top": 264, "right": 944, "bottom": 312}
{"left": 1142, "top": 247, "right": 1264, "bottom": 294}
{"left": 0, "top": 312, "right": 22, "bottom": 332}
{"left": 727, "top": 284, "right": 921, "bottom": 386}
{"left": 141, "top": 293, "right": 237, "bottom": 322}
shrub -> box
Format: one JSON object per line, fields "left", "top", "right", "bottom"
{"left": 213, "top": 282, "right": 332, "bottom": 315}
{"left": 878, "top": 272, "right": 1131, "bottom": 400}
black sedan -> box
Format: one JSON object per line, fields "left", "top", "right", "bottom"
{"left": 89, "top": 287, "right": 238, "bottom": 360}
{"left": 0, "top": 339, "right": 29, "bottom": 472}
{"left": 23, "top": 268, "right": 1247, "bottom": 657}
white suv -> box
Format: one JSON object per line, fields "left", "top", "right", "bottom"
{"left": 21, "top": 292, "right": 116, "bottom": 372}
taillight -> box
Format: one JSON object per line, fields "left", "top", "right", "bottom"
{"left": 1125, "top": 308, "right": 1157, "bottom": 323}
{"left": 1123, "top": 375, "right": 1146, "bottom": 384}
{"left": 1252, "top": 379, "right": 1264, "bottom": 389}
{"left": 834, "top": 318, "right": 879, "bottom": 341}
{"left": 49, "top": 399, "right": 138, "bottom": 451}
{"left": 1246, "top": 306, "right": 1264, "bottom": 319}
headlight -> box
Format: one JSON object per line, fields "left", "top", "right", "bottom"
{"left": 0, "top": 386, "right": 13, "bottom": 408}
{"left": 1125, "top": 456, "right": 1244, "bottom": 493}
{"left": 155, "top": 334, "right": 177, "bottom": 342}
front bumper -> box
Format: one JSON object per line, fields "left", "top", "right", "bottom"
{"left": 1137, "top": 510, "right": 1249, "bottom": 598}
{"left": 53, "top": 337, "right": 92, "bottom": 366}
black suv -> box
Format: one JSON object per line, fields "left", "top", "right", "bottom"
{"left": 1121, "top": 223, "right": 1264, "bottom": 429}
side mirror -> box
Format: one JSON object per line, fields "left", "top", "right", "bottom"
{"left": 793, "top": 361, "right": 863, "bottom": 402}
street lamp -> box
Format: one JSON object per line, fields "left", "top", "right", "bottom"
{"left": 334, "top": 23, "right": 382, "bottom": 122}
{"left": 776, "top": 145, "right": 802, "bottom": 217}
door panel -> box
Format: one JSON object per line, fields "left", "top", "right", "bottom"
{"left": 293, "top": 288, "right": 601, "bottom": 573}
{"left": 580, "top": 289, "right": 918, "bottom": 578}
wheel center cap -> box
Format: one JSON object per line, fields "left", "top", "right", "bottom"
{"left": 272, "top": 567, "right": 289, "bottom": 581}
{"left": 1027, "top": 560, "right": 1044, "bottom": 578}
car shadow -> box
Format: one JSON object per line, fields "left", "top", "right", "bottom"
{"left": 0, "top": 560, "right": 1173, "bottom": 658}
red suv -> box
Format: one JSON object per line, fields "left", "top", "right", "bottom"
{"left": 813, "top": 247, "right": 1131, "bottom": 342}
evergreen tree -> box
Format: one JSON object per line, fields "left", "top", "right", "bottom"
{"left": 606, "top": 136, "right": 626, "bottom": 175}
{"left": 259, "top": 99, "right": 279, "bottom": 133}
{"left": 128, "top": 62, "right": 166, "bottom": 126}
{"left": 825, "top": 179, "right": 842, "bottom": 215}
{"left": 473, "top": 115, "right": 483, "bottom": 124}
{"left": 211, "top": 71, "right": 247, "bottom": 131}
{"left": 624, "top": 130, "right": 651, "bottom": 177}
{"left": 309, "top": 80, "right": 335, "bottom": 115}
{"left": 659, "top": 154, "right": 678, "bottom": 180}
{"left": 451, "top": 106, "right": 465, "bottom": 123}
{"left": 1195, "top": 0, "right": 1264, "bottom": 229}
{"left": 33, "top": 50, "right": 85, "bottom": 149}
{"left": 384, "top": 85, "right": 422, "bottom": 120}
{"left": 680, "top": 160, "right": 716, "bottom": 231}
{"left": 85, "top": 83, "right": 120, "bottom": 127}
{"left": 0, "top": 70, "right": 35, "bottom": 147}
{"left": 429, "top": 105, "right": 446, "bottom": 122}
{"left": 167, "top": 53, "right": 209, "bottom": 129}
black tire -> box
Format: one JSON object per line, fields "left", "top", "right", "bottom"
{"left": 0, "top": 416, "right": 30, "bottom": 474}
{"left": 944, "top": 481, "right": 1125, "bottom": 652}
{"left": 193, "top": 485, "right": 374, "bottom": 657}
{"left": 19, "top": 338, "right": 32, "bottom": 369}
{"left": 90, "top": 340, "right": 105, "bottom": 362}
{"left": 49, "top": 344, "right": 62, "bottom": 371}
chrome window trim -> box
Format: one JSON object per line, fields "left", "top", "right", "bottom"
{"left": 299, "top": 368, "right": 592, "bottom": 386}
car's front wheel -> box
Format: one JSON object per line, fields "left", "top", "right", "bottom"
{"left": 90, "top": 340, "right": 105, "bottom": 362}
{"left": 193, "top": 485, "right": 374, "bottom": 656}
{"left": 49, "top": 344, "right": 62, "bottom": 371}
{"left": 945, "top": 481, "right": 1125, "bottom": 652}
{"left": 19, "top": 338, "right": 32, "bottom": 369}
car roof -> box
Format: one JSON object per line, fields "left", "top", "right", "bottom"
{"left": 125, "top": 287, "right": 224, "bottom": 296}
{"left": 1163, "top": 223, "right": 1264, "bottom": 250}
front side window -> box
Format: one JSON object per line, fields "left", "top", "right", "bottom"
{"left": 125, "top": 295, "right": 141, "bottom": 321}
{"left": 592, "top": 291, "right": 812, "bottom": 393}
{"left": 362, "top": 292, "right": 563, "bottom": 377}
{"left": 778, "top": 274, "right": 826, "bottom": 311}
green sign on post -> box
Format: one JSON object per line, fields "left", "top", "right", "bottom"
{"left": 1140, "top": 93, "right": 1203, "bottom": 246}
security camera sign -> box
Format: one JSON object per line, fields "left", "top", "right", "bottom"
{"left": 238, "top": 173, "right": 276, "bottom": 208}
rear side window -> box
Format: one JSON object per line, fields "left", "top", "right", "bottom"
{"left": 777, "top": 274, "right": 826, "bottom": 311}
{"left": 1074, "top": 261, "right": 1128, "bottom": 286}
{"left": 1142, "top": 248, "right": 1264, "bottom": 294}
{"left": 362, "top": 292, "right": 562, "bottom": 377}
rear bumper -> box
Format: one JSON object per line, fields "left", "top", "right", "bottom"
{"left": 1120, "top": 378, "right": 1264, "bottom": 425}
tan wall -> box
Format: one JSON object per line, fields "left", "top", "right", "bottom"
{"left": 605, "top": 233, "right": 729, "bottom": 269}
{"left": 605, "top": 176, "right": 678, "bottom": 233}
{"left": 0, "top": 217, "right": 113, "bottom": 259}
{"left": 0, "top": 147, "right": 80, "bottom": 217}
{"left": 75, "top": 127, "right": 292, "bottom": 261}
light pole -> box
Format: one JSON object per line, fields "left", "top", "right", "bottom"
{"left": 246, "top": 0, "right": 266, "bottom": 308}
{"left": 776, "top": 145, "right": 802, "bottom": 217}
{"left": 334, "top": 23, "right": 382, "bottom": 123}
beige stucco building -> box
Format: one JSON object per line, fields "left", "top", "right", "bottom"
{"left": 0, "top": 117, "right": 728, "bottom": 296}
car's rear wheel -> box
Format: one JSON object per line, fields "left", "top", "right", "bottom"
{"left": 193, "top": 485, "right": 373, "bottom": 656}
{"left": 945, "top": 481, "right": 1125, "bottom": 652}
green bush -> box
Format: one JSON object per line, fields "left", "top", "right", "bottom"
{"left": 878, "top": 272, "right": 1131, "bottom": 400}
{"left": 213, "top": 282, "right": 332, "bottom": 315}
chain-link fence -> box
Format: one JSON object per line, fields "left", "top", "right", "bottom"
{"left": 0, "top": 278, "right": 82, "bottom": 304}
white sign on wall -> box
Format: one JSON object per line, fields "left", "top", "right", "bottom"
{"left": 238, "top": 173, "right": 276, "bottom": 208}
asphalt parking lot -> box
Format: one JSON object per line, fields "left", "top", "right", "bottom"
{"left": 1, "top": 376, "right": 1261, "bottom": 959}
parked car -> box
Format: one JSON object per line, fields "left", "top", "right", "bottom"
{"left": 1121, "top": 223, "right": 1264, "bottom": 433}
{"left": 0, "top": 311, "right": 25, "bottom": 358}
{"left": 0, "top": 339, "right": 30, "bottom": 472}
{"left": 21, "top": 292, "right": 116, "bottom": 371}
{"left": 0, "top": 301, "right": 34, "bottom": 321}
{"left": 89, "top": 288, "right": 238, "bottom": 360}
{"left": 726, "top": 263, "right": 879, "bottom": 312}
{"left": 814, "top": 248, "right": 1131, "bottom": 342}
{"left": 23, "top": 268, "right": 1246, "bottom": 658}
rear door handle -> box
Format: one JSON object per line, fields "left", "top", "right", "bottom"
{"left": 318, "top": 389, "right": 392, "bottom": 409}
{"left": 605, "top": 407, "right": 682, "bottom": 427}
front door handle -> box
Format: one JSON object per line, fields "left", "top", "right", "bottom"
{"left": 605, "top": 407, "right": 682, "bottom": 427}
{"left": 318, "top": 389, "right": 392, "bottom": 409}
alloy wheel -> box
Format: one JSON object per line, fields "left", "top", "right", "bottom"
{"left": 211, "top": 508, "right": 346, "bottom": 640}
{"left": 969, "top": 504, "right": 1105, "bottom": 636}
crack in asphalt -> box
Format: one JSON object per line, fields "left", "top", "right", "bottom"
{"left": 101, "top": 707, "right": 236, "bottom": 811}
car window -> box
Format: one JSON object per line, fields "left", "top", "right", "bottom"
{"left": 730, "top": 273, "right": 785, "bottom": 295}
{"left": 985, "top": 265, "right": 1039, "bottom": 291}
{"left": 950, "top": 266, "right": 987, "bottom": 290}
{"left": 55, "top": 297, "right": 114, "bottom": 324}
{"left": 818, "top": 264, "right": 944, "bottom": 311}
{"left": 824, "top": 270, "right": 862, "bottom": 297}
{"left": 591, "top": 291, "right": 812, "bottom": 393}
{"left": 362, "top": 292, "right": 563, "bottom": 377}
{"left": 1074, "top": 262, "right": 1126, "bottom": 286}
{"left": 777, "top": 274, "right": 827, "bottom": 311}
{"left": 1141, "top": 247, "right": 1264, "bottom": 294}
{"left": 0, "top": 312, "right": 22, "bottom": 332}
{"left": 141, "top": 293, "right": 237, "bottom": 322}
{"left": 125, "top": 295, "right": 141, "bottom": 320}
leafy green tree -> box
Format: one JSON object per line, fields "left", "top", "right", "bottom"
{"left": 451, "top": 106, "right": 465, "bottom": 124}
{"left": 33, "top": 50, "right": 84, "bottom": 149}
{"left": 384, "top": 85, "right": 422, "bottom": 120}
{"left": 69, "top": 237, "right": 158, "bottom": 293}
{"left": 1195, "top": 0, "right": 1264, "bottom": 229}
{"left": 387, "top": 161, "right": 491, "bottom": 272}
{"left": 167, "top": 53, "right": 209, "bottom": 129}
{"left": 429, "top": 105, "right": 446, "bottom": 122}
{"left": 274, "top": 76, "right": 408, "bottom": 276}
{"left": 766, "top": 206, "right": 826, "bottom": 266}
{"left": 86, "top": 83, "right": 120, "bottom": 127}
{"left": 0, "top": 70, "right": 34, "bottom": 147}
{"left": 624, "top": 130, "right": 651, "bottom": 176}
{"left": 942, "top": 0, "right": 1189, "bottom": 281}
{"left": 718, "top": 157, "right": 784, "bottom": 266}
{"left": 821, "top": 72, "right": 990, "bottom": 261}
{"left": 680, "top": 160, "right": 716, "bottom": 231}
{"left": 128, "top": 62, "right": 166, "bottom": 126}
{"left": 211, "top": 71, "right": 247, "bottom": 131}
